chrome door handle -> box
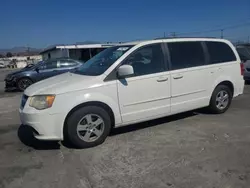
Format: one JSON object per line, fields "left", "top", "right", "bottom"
{"left": 157, "top": 78, "right": 168, "bottom": 82}
{"left": 173, "top": 76, "right": 183, "bottom": 79}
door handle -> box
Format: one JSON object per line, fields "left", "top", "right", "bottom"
{"left": 157, "top": 77, "right": 168, "bottom": 82}
{"left": 173, "top": 75, "right": 183, "bottom": 79}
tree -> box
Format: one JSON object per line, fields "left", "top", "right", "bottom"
{"left": 6, "top": 52, "right": 13, "bottom": 57}
{"left": 0, "top": 54, "right": 4, "bottom": 58}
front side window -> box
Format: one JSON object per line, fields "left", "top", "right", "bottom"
{"left": 168, "top": 42, "right": 205, "bottom": 70}
{"left": 42, "top": 60, "right": 58, "bottom": 69}
{"left": 74, "top": 45, "right": 133, "bottom": 76}
{"left": 122, "top": 43, "right": 166, "bottom": 77}
{"left": 206, "top": 41, "right": 236, "bottom": 64}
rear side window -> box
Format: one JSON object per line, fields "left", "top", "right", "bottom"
{"left": 43, "top": 60, "right": 58, "bottom": 69}
{"left": 206, "top": 42, "right": 236, "bottom": 64}
{"left": 59, "top": 59, "right": 78, "bottom": 68}
{"left": 168, "top": 42, "right": 205, "bottom": 70}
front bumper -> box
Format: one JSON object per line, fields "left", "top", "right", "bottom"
{"left": 4, "top": 79, "right": 17, "bottom": 90}
{"left": 19, "top": 104, "right": 65, "bottom": 141}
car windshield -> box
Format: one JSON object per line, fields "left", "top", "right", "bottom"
{"left": 74, "top": 45, "right": 134, "bottom": 76}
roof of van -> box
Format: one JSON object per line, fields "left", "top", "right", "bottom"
{"left": 120, "top": 38, "right": 231, "bottom": 46}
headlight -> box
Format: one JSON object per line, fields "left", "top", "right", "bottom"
{"left": 5, "top": 74, "right": 14, "bottom": 81}
{"left": 29, "top": 95, "right": 55, "bottom": 110}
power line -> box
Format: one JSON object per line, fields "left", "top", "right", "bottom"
{"left": 177, "top": 21, "right": 250, "bottom": 36}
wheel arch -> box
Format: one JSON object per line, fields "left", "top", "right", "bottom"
{"left": 214, "top": 80, "right": 234, "bottom": 96}
{"left": 63, "top": 101, "right": 115, "bottom": 138}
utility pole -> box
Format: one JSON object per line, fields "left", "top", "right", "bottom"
{"left": 248, "top": 36, "right": 249, "bottom": 44}
{"left": 164, "top": 32, "right": 166, "bottom": 38}
{"left": 220, "top": 29, "right": 224, "bottom": 39}
{"left": 171, "top": 32, "right": 176, "bottom": 38}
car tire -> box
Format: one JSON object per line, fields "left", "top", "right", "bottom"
{"left": 17, "top": 78, "right": 33, "bottom": 91}
{"left": 65, "top": 106, "right": 111, "bottom": 148}
{"left": 208, "top": 85, "right": 233, "bottom": 114}
{"left": 245, "top": 80, "right": 250, "bottom": 85}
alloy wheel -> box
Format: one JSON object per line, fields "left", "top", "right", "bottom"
{"left": 216, "top": 90, "right": 229, "bottom": 110}
{"left": 18, "top": 78, "right": 32, "bottom": 90}
{"left": 76, "top": 114, "right": 105, "bottom": 142}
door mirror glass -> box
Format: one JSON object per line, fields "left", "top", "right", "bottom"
{"left": 117, "top": 65, "right": 134, "bottom": 78}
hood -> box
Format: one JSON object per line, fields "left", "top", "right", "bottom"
{"left": 24, "top": 72, "right": 100, "bottom": 96}
{"left": 7, "top": 65, "right": 36, "bottom": 77}
{"left": 8, "top": 69, "right": 27, "bottom": 76}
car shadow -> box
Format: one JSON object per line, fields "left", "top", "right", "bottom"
{"left": 18, "top": 125, "right": 60, "bottom": 150}
{"left": 18, "top": 109, "right": 206, "bottom": 150}
{"left": 5, "top": 88, "right": 21, "bottom": 93}
{"left": 110, "top": 110, "right": 199, "bottom": 136}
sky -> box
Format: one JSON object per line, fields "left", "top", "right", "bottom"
{"left": 0, "top": 0, "right": 250, "bottom": 49}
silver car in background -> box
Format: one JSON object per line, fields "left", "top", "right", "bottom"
{"left": 236, "top": 45, "right": 250, "bottom": 82}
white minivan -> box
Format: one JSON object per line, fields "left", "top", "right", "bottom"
{"left": 19, "top": 38, "right": 244, "bottom": 148}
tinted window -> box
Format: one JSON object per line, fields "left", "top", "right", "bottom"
{"left": 206, "top": 42, "right": 236, "bottom": 64}
{"left": 168, "top": 42, "right": 205, "bottom": 70}
{"left": 122, "top": 43, "right": 166, "bottom": 77}
{"left": 236, "top": 47, "right": 250, "bottom": 61}
{"left": 42, "top": 60, "right": 58, "bottom": 69}
{"left": 59, "top": 59, "right": 78, "bottom": 68}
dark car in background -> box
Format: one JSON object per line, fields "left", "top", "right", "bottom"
{"left": 236, "top": 45, "right": 250, "bottom": 83}
{"left": 5, "top": 58, "right": 83, "bottom": 91}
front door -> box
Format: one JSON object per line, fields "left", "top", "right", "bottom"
{"left": 167, "top": 41, "right": 210, "bottom": 114}
{"left": 117, "top": 43, "right": 171, "bottom": 124}
{"left": 35, "top": 59, "right": 59, "bottom": 81}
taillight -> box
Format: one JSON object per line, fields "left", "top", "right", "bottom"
{"left": 240, "top": 63, "right": 244, "bottom": 76}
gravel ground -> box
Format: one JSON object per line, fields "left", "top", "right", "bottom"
{"left": 1, "top": 69, "right": 250, "bottom": 188}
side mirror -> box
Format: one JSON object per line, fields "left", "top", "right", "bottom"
{"left": 117, "top": 65, "right": 134, "bottom": 78}
{"left": 35, "top": 67, "right": 40, "bottom": 73}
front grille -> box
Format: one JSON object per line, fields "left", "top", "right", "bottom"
{"left": 5, "top": 74, "right": 13, "bottom": 81}
{"left": 20, "top": 95, "right": 28, "bottom": 109}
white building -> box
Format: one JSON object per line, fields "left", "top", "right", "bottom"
{"left": 0, "top": 55, "right": 42, "bottom": 68}
{"left": 5, "top": 55, "right": 42, "bottom": 61}
{"left": 40, "top": 43, "right": 119, "bottom": 61}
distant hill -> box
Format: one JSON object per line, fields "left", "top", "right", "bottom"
{"left": 0, "top": 41, "right": 106, "bottom": 56}
{"left": 0, "top": 47, "right": 41, "bottom": 56}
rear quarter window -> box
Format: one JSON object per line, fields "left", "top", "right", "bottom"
{"left": 206, "top": 41, "right": 236, "bottom": 64}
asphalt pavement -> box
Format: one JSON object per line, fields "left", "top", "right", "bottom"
{"left": 1, "top": 68, "right": 250, "bottom": 188}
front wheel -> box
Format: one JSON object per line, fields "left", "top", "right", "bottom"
{"left": 17, "top": 78, "right": 33, "bottom": 91}
{"left": 208, "top": 85, "right": 232, "bottom": 114}
{"left": 65, "top": 106, "right": 111, "bottom": 148}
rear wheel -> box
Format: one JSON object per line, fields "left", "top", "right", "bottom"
{"left": 208, "top": 85, "right": 232, "bottom": 114}
{"left": 17, "top": 78, "right": 33, "bottom": 91}
{"left": 65, "top": 106, "right": 111, "bottom": 148}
